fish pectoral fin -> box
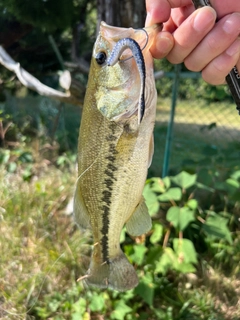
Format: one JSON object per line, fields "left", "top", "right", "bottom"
{"left": 125, "top": 197, "right": 152, "bottom": 237}
{"left": 73, "top": 182, "right": 91, "bottom": 229}
{"left": 148, "top": 134, "right": 154, "bottom": 168}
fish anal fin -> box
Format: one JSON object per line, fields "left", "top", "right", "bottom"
{"left": 73, "top": 182, "right": 90, "bottom": 229}
{"left": 125, "top": 197, "right": 152, "bottom": 237}
{"left": 84, "top": 250, "right": 138, "bottom": 292}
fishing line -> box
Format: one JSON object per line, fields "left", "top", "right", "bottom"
{"left": 75, "top": 156, "right": 98, "bottom": 185}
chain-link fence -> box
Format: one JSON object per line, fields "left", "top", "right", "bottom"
{"left": 150, "top": 70, "right": 240, "bottom": 178}
{"left": 2, "top": 74, "right": 240, "bottom": 179}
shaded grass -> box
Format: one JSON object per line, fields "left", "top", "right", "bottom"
{"left": 150, "top": 97, "right": 240, "bottom": 177}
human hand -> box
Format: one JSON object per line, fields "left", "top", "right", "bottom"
{"left": 146, "top": 0, "right": 240, "bottom": 85}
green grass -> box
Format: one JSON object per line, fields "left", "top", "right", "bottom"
{"left": 0, "top": 158, "right": 88, "bottom": 318}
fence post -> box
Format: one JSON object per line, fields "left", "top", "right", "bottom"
{"left": 162, "top": 63, "right": 181, "bottom": 177}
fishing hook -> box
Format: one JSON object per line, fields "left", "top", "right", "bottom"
{"left": 119, "top": 28, "right": 149, "bottom": 63}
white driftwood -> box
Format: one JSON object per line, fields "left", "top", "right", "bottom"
{"left": 0, "top": 46, "right": 82, "bottom": 106}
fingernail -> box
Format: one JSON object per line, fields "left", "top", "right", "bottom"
{"left": 223, "top": 13, "right": 240, "bottom": 34}
{"left": 193, "top": 8, "right": 216, "bottom": 32}
{"left": 226, "top": 39, "right": 240, "bottom": 57}
{"left": 156, "top": 34, "right": 173, "bottom": 56}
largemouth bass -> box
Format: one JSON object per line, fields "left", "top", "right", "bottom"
{"left": 74, "top": 21, "right": 161, "bottom": 291}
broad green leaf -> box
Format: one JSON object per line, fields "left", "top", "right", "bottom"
{"left": 174, "top": 262, "right": 196, "bottom": 273}
{"left": 150, "top": 223, "right": 163, "bottom": 244}
{"left": 143, "top": 184, "right": 159, "bottom": 216}
{"left": 163, "top": 176, "right": 171, "bottom": 189}
{"left": 146, "top": 246, "right": 162, "bottom": 265}
{"left": 110, "top": 301, "right": 132, "bottom": 320}
{"left": 166, "top": 206, "right": 180, "bottom": 228}
{"left": 158, "top": 187, "right": 182, "bottom": 202}
{"left": 225, "top": 179, "right": 240, "bottom": 200}
{"left": 151, "top": 177, "right": 166, "bottom": 193}
{"left": 0, "top": 149, "right": 10, "bottom": 164}
{"left": 171, "top": 171, "right": 197, "bottom": 189}
{"left": 89, "top": 293, "right": 105, "bottom": 312}
{"left": 187, "top": 199, "right": 198, "bottom": 210}
{"left": 49, "top": 299, "right": 61, "bottom": 312}
{"left": 179, "top": 207, "right": 195, "bottom": 231}
{"left": 226, "top": 178, "right": 239, "bottom": 189}
{"left": 166, "top": 206, "right": 194, "bottom": 230}
{"left": 230, "top": 170, "right": 240, "bottom": 181}
{"left": 155, "top": 247, "right": 177, "bottom": 275}
{"left": 202, "top": 214, "right": 232, "bottom": 244}
{"left": 18, "top": 151, "right": 33, "bottom": 163}
{"left": 72, "top": 297, "right": 87, "bottom": 318}
{"left": 135, "top": 273, "right": 155, "bottom": 306}
{"left": 72, "top": 314, "right": 83, "bottom": 320}
{"left": 82, "top": 313, "right": 91, "bottom": 320}
{"left": 173, "top": 238, "right": 197, "bottom": 264}
{"left": 7, "top": 161, "right": 17, "bottom": 173}
{"left": 131, "top": 244, "right": 147, "bottom": 265}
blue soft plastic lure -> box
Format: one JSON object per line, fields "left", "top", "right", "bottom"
{"left": 107, "top": 38, "right": 146, "bottom": 124}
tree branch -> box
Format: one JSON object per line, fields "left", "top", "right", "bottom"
{"left": 0, "top": 45, "right": 83, "bottom": 106}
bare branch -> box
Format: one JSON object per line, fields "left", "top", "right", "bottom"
{"left": 0, "top": 45, "right": 83, "bottom": 106}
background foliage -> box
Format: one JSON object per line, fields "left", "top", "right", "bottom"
{"left": 0, "top": 0, "right": 240, "bottom": 319}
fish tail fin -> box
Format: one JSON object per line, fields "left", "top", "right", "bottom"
{"left": 84, "top": 250, "right": 138, "bottom": 291}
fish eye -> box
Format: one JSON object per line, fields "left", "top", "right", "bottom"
{"left": 96, "top": 51, "right": 107, "bottom": 65}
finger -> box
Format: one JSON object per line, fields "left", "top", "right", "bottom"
{"left": 185, "top": 12, "right": 240, "bottom": 72}
{"left": 236, "top": 58, "right": 240, "bottom": 76}
{"left": 210, "top": 0, "right": 240, "bottom": 19}
{"left": 145, "top": 0, "right": 192, "bottom": 26}
{"left": 162, "top": 15, "right": 177, "bottom": 34}
{"left": 166, "top": 7, "right": 217, "bottom": 64}
{"left": 201, "top": 38, "right": 240, "bottom": 85}
{"left": 170, "top": 5, "right": 195, "bottom": 27}
{"left": 163, "top": 6, "right": 196, "bottom": 33}
{"left": 150, "top": 31, "right": 174, "bottom": 59}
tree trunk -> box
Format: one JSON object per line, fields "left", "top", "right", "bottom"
{"left": 97, "top": 0, "right": 146, "bottom": 31}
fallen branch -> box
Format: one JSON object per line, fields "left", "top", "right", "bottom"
{"left": 0, "top": 46, "right": 83, "bottom": 106}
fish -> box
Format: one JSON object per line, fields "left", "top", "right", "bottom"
{"left": 74, "top": 21, "right": 161, "bottom": 292}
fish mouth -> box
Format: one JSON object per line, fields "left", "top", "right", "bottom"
{"left": 100, "top": 21, "right": 162, "bottom": 57}
{"left": 94, "top": 22, "right": 161, "bottom": 123}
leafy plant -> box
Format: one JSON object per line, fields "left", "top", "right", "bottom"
{"left": 1, "top": 137, "right": 240, "bottom": 319}
{"left": 141, "top": 171, "right": 234, "bottom": 277}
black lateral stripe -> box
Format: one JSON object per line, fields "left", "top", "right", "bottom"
{"left": 100, "top": 124, "right": 118, "bottom": 263}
